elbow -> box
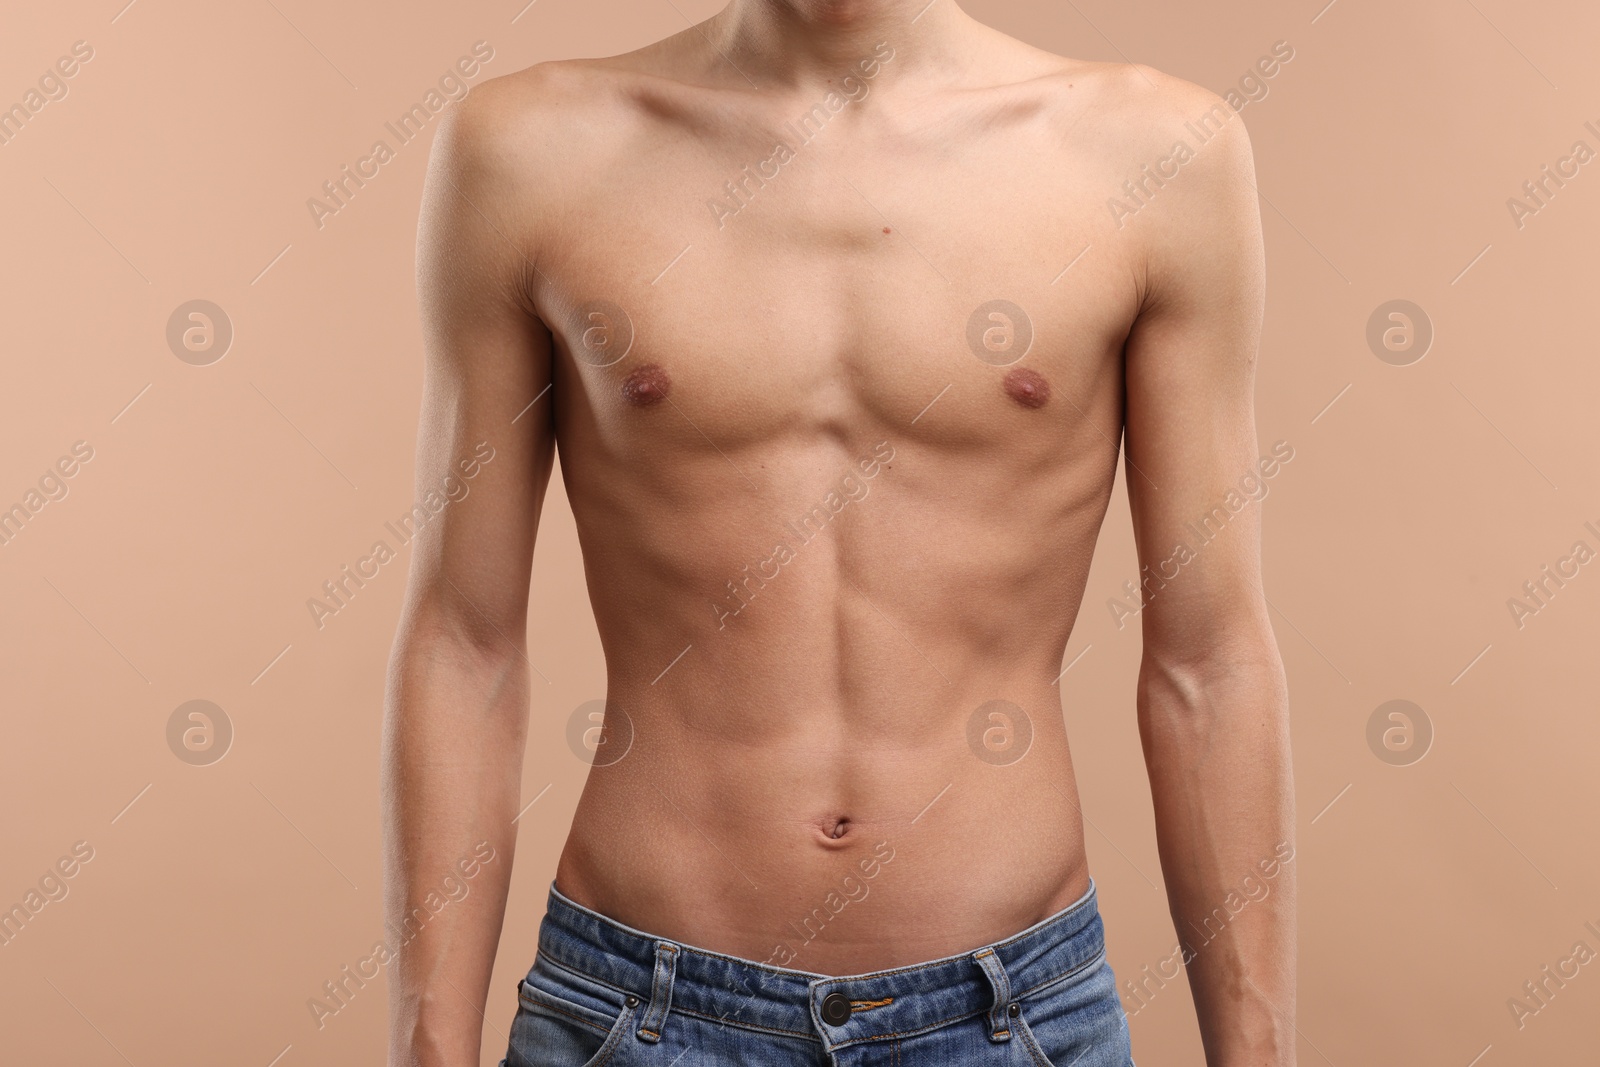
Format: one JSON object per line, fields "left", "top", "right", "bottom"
{"left": 386, "top": 597, "right": 529, "bottom": 702}
{"left": 1136, "top": 645, "right": 1289, "bottom": 763}
{"left": 1137, "top": 633, "right": 1288, "bottom": 723}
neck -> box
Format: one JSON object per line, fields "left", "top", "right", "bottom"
{"left": 711, "top": 0, "right": 976, "bottom": 88}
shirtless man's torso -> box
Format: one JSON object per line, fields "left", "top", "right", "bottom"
{"left": 383, "top": 3, "right": 1294, "bottom": 1065}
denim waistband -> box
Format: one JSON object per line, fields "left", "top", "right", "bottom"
{"left": 536, "top": 878, "right": 1106, "bottom": 1052}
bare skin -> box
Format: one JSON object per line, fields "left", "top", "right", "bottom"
{"left": 381, "top": 2, "right": 1294, "bottom": 1066}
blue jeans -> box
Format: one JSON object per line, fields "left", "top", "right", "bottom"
{"left": 502, "top": 878, "right": 1135, "bottom": 1066}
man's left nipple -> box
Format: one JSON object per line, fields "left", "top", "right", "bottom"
{"left": 622, "top": 363, "right": 671, "bottom": 407}
{"left": 1003, "top": 367, "right": 1051, "bottom": 409}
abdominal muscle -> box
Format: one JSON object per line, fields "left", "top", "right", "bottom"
{"left": 551, "top": 654, "right": 1095, "bottom": 975}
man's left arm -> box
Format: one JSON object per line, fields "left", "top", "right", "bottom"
{"left": 1120, "top": 85, "right": 1296, "bottom": 1066}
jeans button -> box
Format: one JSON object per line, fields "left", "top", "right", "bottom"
{"left": 820, "top": 991, "right": 852, "bottom": 1026}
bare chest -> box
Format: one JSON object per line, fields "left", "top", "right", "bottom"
{"left": 532, "top": 112, "right": 1139, "bottom": 453}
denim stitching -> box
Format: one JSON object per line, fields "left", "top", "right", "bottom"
{"left": 849, "top": 997, "right": 894, "bottom": 1011}
{"left": 1015, "top": 947, "right": 1108, "bottom": 1001}
{"left": 516, "top": 988, "right": 613, "bottom": 1039}
{"left": 587, "top": 1003, "right": 637, "bottom": 1067}
{"left": 667, "top": 1004, "right": 818, "bottom": 1040}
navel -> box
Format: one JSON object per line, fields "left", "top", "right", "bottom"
{"left": 1003, "top": 367, "right": 1051, "bottom": 409}
{"left": 621, "top": 362, "right": 671, "bottom": 406}
{"left": 814, "top": 815, "right": 852, "bottom": 843}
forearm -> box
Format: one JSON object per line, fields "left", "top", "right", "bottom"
{"left": 1138, "top": 644, "right": 1295, "bottom": 1067}
{"left": 382, "top": 617, "right": 530, "bottom": 1067}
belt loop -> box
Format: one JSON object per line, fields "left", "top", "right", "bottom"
{"left": 972, "top": 948, "right": 1013, "bottom": 1043}
{"left": 636, "top": 942, "right": 678, "bottom": 1043}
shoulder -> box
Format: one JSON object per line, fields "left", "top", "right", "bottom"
{"left": 1043, "top": 63, "right": 1262, "bottom": 285}
{"left": 1010, "top": 60, "right": 1264, "bottom": 310}
{"left": 1034, "top": 60, "right": 1256, "bottom": 184}
{"left": 428, "top": 59, "right": 639, "bottom": 182}
{"left": 415, "top": 61, "right": 645, "bottom": 288}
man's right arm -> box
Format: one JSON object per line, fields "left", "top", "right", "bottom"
{"left": 382, "top": 82, "right": 556, "bottom": 1067}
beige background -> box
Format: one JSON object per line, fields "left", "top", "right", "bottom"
{"left": 2, "top": 0, "right": 1597, "bottom": 1063}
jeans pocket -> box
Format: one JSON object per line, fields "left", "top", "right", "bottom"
{"left": 505, "top": 959, "right": 640, "bottom": 1067}
{"left": 1012, "top": 954, "right": 1133, "bottom": 1067}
